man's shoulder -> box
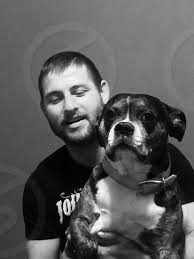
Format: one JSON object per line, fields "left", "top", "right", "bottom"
{"left": 25, "top": 145, "right": 69, "bottom": 187}
{"left": 168, "top": 143, "right": 194, "bottom": 203}
{"left": 168, "top": 143, "right": 193, "bottom": 169}
{"left": 39, "top": 145, "right": 69, "bottom": 168}
{"left": 24, "top": 144, "right": 91, "bottom": 190}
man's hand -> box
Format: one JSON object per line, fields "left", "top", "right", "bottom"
{"left": 26, "top": 238, "right": 61, "bottom": 259}
{"left": 183, "top": 202, "right": 194, "bottom": 259}
{"left": 97, "top": 231, "right": 146, "bottom": 259}
{"left": 64, "top": 230, "right": 144, "bottom": 259}
{"left": 65, "top": 202, "right": 194, "bottom": 259}
{"left": 97, "top": 203, "right": 194, "bottom": 259}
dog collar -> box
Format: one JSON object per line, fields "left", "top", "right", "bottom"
{"left": 137, "top": 174, "right": 177, "bottom": 195}
{"left": 102, "top": 154, "right": 177, "bottom": 195}
{"left": 137, "top": 156, "right": 177, "bottom": 195}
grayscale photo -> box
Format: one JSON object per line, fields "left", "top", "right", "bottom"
{"left": 1, "top": 1, "right": 194, "bottom": 258}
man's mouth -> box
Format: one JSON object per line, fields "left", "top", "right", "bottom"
{"left": 66, "top": 116, "right": 86, "bottom": 125}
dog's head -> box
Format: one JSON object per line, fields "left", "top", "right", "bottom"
{"left": 97, "top": 94, "right": 186, "bottom": 187}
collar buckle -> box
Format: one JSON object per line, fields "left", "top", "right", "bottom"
{"left": 138, "top": 174, "right": 177, "bottom": 195}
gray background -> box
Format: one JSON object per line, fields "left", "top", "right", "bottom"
{"left": 0, "top": 0, "right": 194, "bottom": 258}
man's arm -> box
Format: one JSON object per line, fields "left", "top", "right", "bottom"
{"left": 26, "top": 238, "right": 60, "bottom": 259}
{"left": 23, "top": 175, "right": 64, "bottom": 259}
{"left": 183, "top": 202, "right": 194, "bottom": 259}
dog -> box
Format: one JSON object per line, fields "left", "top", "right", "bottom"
{"left": 67, "top": 93, "right": 186, "bottom": 259}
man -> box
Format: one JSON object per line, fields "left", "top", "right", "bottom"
{"left": 23, "top": 51, "right": 194, "bottom": 259}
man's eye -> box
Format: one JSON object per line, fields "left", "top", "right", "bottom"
{"left": 75, "top": 90, "right": 87, "bottom": 96}
{"left": 48, "top": 96, "right": 62, "bottom": 104}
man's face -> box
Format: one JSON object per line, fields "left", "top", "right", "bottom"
{"left": 41, "top": 64, "right": 107, "bottom": 144}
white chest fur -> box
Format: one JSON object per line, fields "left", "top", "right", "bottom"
{"left": 91, "top": 176, "right": 165, "bottom": 240}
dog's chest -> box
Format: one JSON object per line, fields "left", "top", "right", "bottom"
{"left": 91, "top": 177, "right": 165, "bottom": 240}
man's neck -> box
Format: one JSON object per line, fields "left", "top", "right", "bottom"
{"left": 66, "top": 140, "right": 105, "bottom": 168}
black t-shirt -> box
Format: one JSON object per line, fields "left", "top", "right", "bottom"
{"left": 23, "top": 145, "right": 92, "bottom": 251}
{"left": 22, "top": 143, "right": 194, "bottom": 252}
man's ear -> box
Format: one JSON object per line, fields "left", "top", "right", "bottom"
{"left": 164, "top": 103, "right": 186, "bottom": 142}
{"left": 40, "top": 100, "right": 47, "bottom": 118}
{"left": 99, "top": 80, "right": 110, "bottom": 104}
{"left": 96, "top": 118, "right": 106, "bottom": 147}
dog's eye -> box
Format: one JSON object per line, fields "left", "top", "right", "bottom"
{"left": 141, "top": 113, "right": 156, "bottom": 124}
{"left": 106, "top": 109, "right": 115, "bottom": 121}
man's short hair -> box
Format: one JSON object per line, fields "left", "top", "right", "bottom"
{"left": 38, "top": 51, "right": 102, "bottom": 98}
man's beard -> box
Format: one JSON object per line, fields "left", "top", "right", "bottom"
{"left": 49, "top": 104, "right": 103, "bottom": 145}
{"left": 61, "top": 120, "right": 97, "bottom": 145}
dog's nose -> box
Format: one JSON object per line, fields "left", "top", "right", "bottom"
{"left": 115, "top": 122, "right": 134, "bottom": 136}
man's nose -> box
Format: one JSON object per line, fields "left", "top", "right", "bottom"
{"left": 64, "top": 96, "right": 77, "bottom": 111}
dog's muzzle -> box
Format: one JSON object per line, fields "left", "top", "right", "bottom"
{"left": 114, "top": 122, "right": 135, "bottom": 137}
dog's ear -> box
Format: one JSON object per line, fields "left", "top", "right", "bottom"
{"left": 164, "top": 103, "right": 186, "bottom": 142}
{"left": 96, "top": 117, "right": 106, "bottom": 147}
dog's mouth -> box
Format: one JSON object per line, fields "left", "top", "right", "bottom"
{"left": 105, "top": 137, "right": 149, "bottom": 162}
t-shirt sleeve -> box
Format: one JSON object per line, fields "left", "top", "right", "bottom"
{"left": 22, "top": 175, "right": 60, "bottom": 240}
{"left": 168, "top": 143, "right": 194, "bottom": 204}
